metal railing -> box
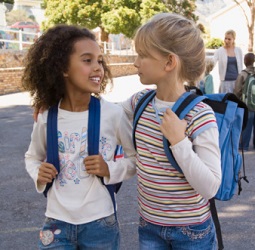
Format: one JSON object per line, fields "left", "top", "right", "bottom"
{"left": 0, "top": 27, "right": 136, "bottom": 55}
{"left": 0, "top": 27, "right": 40, "bottom": 50}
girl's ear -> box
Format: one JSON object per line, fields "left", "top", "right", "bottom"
{"left": 165, "top": 54, "right": 177, "bottom": 72}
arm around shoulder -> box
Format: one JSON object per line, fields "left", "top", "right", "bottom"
{"left": 103, "top": 106, "right": 136, "bottom": 185}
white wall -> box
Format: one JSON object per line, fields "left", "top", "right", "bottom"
{"left": 0, "top": 3, "right": 7, "bottom": 27}
{"left": 208, "top": 2, "right": 251, "bottom": 53}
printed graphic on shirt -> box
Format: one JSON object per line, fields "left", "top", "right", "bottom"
{"left": 55, "top": 127, "right": 113, "bottom": 188}
{"left": 100, "top": 136, "right": 112, "bottom": 159}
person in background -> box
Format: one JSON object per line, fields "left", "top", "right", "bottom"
{"left": 22, "top": 24, "right": 136, "bottom": 250}
{"left": 0, "top": 33, "right": 5, "bottom": 49}
{"left": 234, "top": 52, "right": 255, "bottom": 151}
{"left": 213, "top": 30, "right": 243, "bottom": 93}
{"left": 198, "top": 58, "right": 215, "bottom": 94}
{"left": 122, "top": 12, "right": 221, "bottom": 250}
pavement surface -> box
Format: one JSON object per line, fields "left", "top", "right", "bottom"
{"left": 0, "top": 74, "right": 254, "bottom": 250}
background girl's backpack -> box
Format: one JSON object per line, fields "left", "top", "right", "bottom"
{"left": 242, "top": 70, "right": 255, "bottom": 111}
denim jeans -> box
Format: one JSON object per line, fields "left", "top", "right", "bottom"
{"left": 38, "top": 214, "right": 120, "bottom": 250}
{"left": 139, "top": 216, "right": 217, "bottom": 250}
{"left": 239, "top": 111, "right": 255, "bottom": 150}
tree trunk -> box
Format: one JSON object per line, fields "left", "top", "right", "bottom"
{"left": 249, "top": 4, "right": 255, "bottom": 52}
{"left": 248, "top": 26, "right": 254, "bottom": 52}
{"left": 100, "top": 28, "right": 109, "bottom": 42}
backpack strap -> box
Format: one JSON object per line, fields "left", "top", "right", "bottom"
{"left": 44, "top": 96, "right": 118, "bottom": 216}
{"left": 133, "top": 90, "right": 156, "bottom": 149}
{"left": 88, "top": 96, "right": 118, "bottom": 216}
{"left": 163, "top": 92, "right": 206, "bottom": 173}
{"left": 43, "top": 104, "right": 59, "bottom": 197}
{"left": 210, "top": 198, "right": 224, "bottom": 250}
{"left": 133, "top": 90, "right": 206, "bottom": 173}
{"left": 87, "top": 96, "right": 100, "bottom": 155}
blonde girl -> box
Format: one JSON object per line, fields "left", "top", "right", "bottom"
{"left": 121, "top": 13, "right": 221, "bottom": 250}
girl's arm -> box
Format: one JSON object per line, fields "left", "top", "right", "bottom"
{"left": 171, "top": 127, "right": 221, "bottom": 199}
{"left": 103, "top": 103, "right": 137, "bottom": 184}
{"left": 25, "top": 112, "right": 48, "bottom": 193}
{"left": 161, "top": 107, "right": 221, "bottom": 200}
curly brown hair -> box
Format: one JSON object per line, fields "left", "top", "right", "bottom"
{"left": 22, "top": 24, "right": 112, "bottom": 109}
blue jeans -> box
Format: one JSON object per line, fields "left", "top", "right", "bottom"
{"left": 139, "top": 216, "right": 217, "bottom": 250}
{"left": 38, "top": 214, "right": 120, "bottom": 249}
{"left": 240, "top": 111, "right": 255, "bottom": 150}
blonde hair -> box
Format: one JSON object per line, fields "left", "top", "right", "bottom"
{"left": 225, "top": 29, "right": 236, "bottom": 46}
{"left": 134, "top": 12, "right": 205, "bottom": 83}
{"left": 225, "top": 29, "right": 236, "bottom": 40}
{"left": 205, "top": 58, "right": 214, "bottom": 75}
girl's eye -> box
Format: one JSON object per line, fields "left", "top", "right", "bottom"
{"left": 98, "top": 60, "right": 103, "bottom": 64}
{"left": 83, "top": 59, "right": 91, "bottom": 63}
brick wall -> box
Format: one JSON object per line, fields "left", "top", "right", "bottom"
{"left": 0, "top": 68, "right": 24, "bottom": 95}
{"left": 0, "top": 50, "right": 137, "bottom": 95}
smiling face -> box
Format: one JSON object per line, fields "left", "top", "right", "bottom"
{"left": 224, "top": 33, "right": 235, "bottom": 48}
{"left": 63, "top": 39, "right": 104, "bottom": 95}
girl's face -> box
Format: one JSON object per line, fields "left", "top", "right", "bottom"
{"left": 64, "top": 39, "right": 104, "bottom": 94}
{"left": 224, "top": 34, "right": 235, "bottom": 48}
{"left": 134, "top": 48, "right": 168, "bottom": 85}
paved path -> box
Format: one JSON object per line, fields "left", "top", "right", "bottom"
{"left": 0, "top": 74, "right": 254, "bottom": 250}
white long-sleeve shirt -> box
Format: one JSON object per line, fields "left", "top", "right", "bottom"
{"left": 25, "top": 97, "right": 136, "bottom": 225}
{"left": 121, "top": 90, "right": 222, "bottom": 226}
{"left": 213, "top": 46, "right": 243, "bottom": 81}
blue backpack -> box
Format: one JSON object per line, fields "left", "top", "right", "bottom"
{"left": 44, "top": 96, "right": 123, "bottom": 215}
{"left": 133, "top": 88, "right": 249, "bottom": 250}
{"left": 133, "top": 89, "right": 249, "bottom": 201}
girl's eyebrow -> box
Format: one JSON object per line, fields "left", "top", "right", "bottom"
{"left": 80, "top": 52, "right": 103, "bottom": 58}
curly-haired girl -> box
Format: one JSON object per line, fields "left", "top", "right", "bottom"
{"left": 23, "top": 24, "right": 136, "bottom": 249}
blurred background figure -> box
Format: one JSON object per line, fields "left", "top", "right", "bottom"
{"left": 234, "top": 52, "right": 255, "bottom": 151}
{"left": 213, "top": 30, "right": 243, "bottom": 93}
{"left": 198, "top": 58, "right": 215, "bottom": 94}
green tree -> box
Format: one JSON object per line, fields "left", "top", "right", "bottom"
{"left": 162, "top": 0, "right": 198, "bottom": 22}
{"left": 234, "top": 0, "right": 255, "bottom": 52}
{"left": 140, "top": 0, "right": 168, "bottom": 23}
{"left": 42, "top": 0, "right": 198, "bottom": 41}
{"left": 0, "top": 0, "right": 14, "bottom": 4}
{"left": 1, "top": 0, "right": 14, "bottom": 11}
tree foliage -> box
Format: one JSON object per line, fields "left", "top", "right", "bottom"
{"left": 206, "top": 37, "right": 224, "bottom": 49}
{"left": 163, "top": 0, "right": 198, "bottom": 22}
{"left": 0, "top": 0, "right": 14, "bottom": 4}
{"left": 1, "top": 0, "right": 14, "bottom": 11}
{"left": 42, "top": 0, "right": 198, "bottom": 41}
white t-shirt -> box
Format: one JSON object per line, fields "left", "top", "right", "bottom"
{"left": 25, "top": 97, "right": 136, "bottom": 225}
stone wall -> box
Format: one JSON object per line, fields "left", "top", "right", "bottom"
{"left": 0, "top": 50, "right": 137, "bottom": 95}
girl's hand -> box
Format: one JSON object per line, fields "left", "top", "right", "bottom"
{"left": 84, "top": 155, "right": 110, "bottom": 177}
{"left": 37, "top": 162, "right": 58, "bottom": 185}
{"left": 160, "top": 108, "right": 187, "bottom": 146}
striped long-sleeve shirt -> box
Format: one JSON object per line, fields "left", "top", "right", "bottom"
{"left": 122, "top": 89, "right": 221, "bottom": 226}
